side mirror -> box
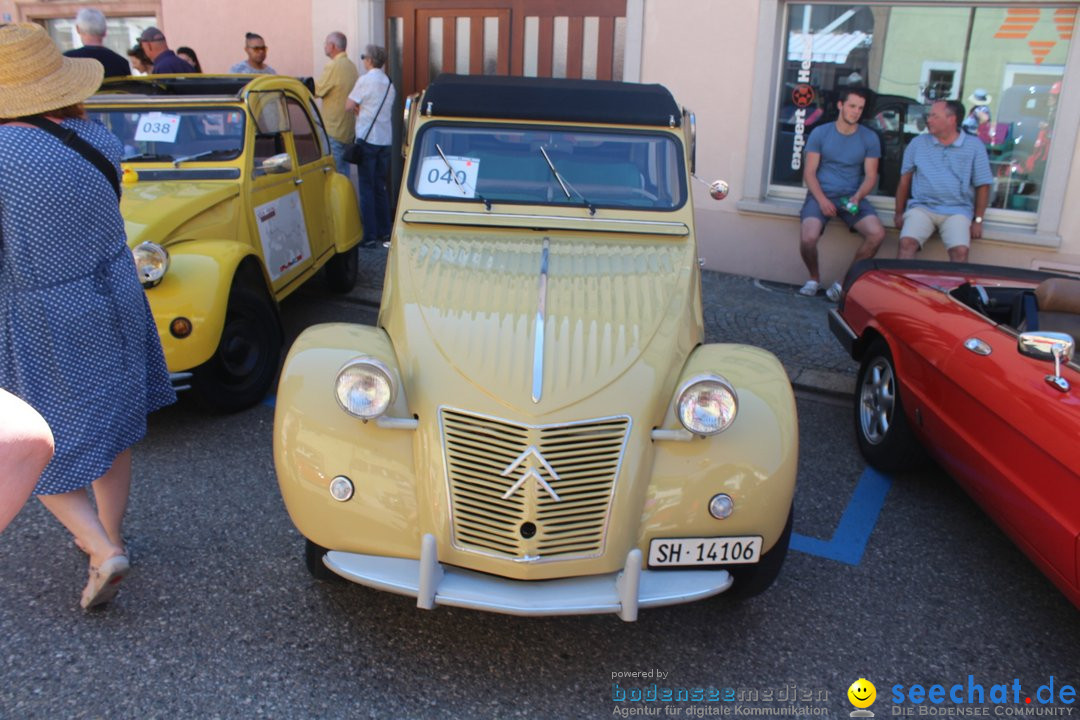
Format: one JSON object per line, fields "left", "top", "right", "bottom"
{"left": 260, "top": 152, "right": 293, "bottom": 174}
{"left": 709, "top": 180, "right": 729, "bottom": 201}
{"left": 1018, "top": 330, "right": 1074, "bottom": 392}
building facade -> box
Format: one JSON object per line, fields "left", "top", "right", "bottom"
{"left": 4, "top": 0, "right": 1078, "bottom": 282}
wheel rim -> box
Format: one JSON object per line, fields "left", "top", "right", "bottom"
{"left": 859, "top": 357, "right": 895, "bottom": 445}
{"left": 218, "top": 315, "right": 266, "bottom": 383}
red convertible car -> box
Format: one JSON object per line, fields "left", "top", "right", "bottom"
{"left": 829, "top": 259, "right": 1080, "bottom": 608}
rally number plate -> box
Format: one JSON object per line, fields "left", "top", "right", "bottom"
{"left": 648, "top": 536, "right": 762, "bottom": 567}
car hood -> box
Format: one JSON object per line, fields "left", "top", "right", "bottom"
{"left": 385, "top": 227, "right": 702, "bottom": 414}
{"left": 121, "top": 180, "right": 239, "bottom": 246}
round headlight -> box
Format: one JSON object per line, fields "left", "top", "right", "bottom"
{"left": 334, "top": 357, "right": 394, "bottom": 419}
{"left": 676, "top": 375, "right": 738, "bottom": 436}
{"left": 132, "top": 242, "right": 170, "bottom": 287}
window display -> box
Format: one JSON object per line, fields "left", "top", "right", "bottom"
{"left": 773, "top": 4, "right": 1072, "bottom": 214}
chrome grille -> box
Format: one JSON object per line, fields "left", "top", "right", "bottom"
{"left": 440, "top": 408, "right": 630, "bottom": 561}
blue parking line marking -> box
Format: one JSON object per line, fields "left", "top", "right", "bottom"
{"left": 790, "top": 467, "right": 892, "bottom": 566}
{"left": 263, "top": 394, "right": 276, "bottom": 408}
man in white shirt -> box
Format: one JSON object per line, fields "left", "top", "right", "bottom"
{"left": 346, "top": 44, "right": 395, "bottom": 247}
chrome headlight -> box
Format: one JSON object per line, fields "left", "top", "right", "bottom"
{"left": 676, "top": 374, "right": 738, "bottom": 436}
{"left": 334, "top": 357, "right": 395, "bottom": 419}
{"left": 132, "top": 242, "right": 169, "bottom": 287}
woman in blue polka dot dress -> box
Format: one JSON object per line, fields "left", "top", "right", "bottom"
{"left": 0, "top": 25, "right": 175, "bottom": 609}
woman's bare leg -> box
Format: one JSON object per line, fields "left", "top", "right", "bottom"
{"left": 0, "top": 390, "right": 55, "bottom": 533}
{"left": 91, "top": 449, "right": 131, "bottom": 548}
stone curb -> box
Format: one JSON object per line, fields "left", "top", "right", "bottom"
{"left": 789, "top": 367, "right": 856, "bottom": 399}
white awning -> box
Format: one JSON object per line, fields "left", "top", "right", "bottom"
{"left": 787, "top": 31, "right": 872, "bottom": 64}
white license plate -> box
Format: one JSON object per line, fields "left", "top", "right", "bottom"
{"left": 648, "top": 536, "right": 762, "bottom": 567}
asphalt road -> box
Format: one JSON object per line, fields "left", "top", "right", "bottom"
{"left": 1, "top": 285, "right": 1077, "bottom": 719}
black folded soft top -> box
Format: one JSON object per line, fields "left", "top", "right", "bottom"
{"left": 420, "top": 74, "right": 682, "bottom": 127}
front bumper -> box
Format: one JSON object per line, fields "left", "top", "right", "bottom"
{"left": 170, "top": 371, "right": 193, "bottom": 392}
{"left": 323, "top": 534, "right": 733, "bottom": 621}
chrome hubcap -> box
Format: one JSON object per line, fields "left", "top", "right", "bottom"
{"left": 859, "top": 357, "right": 895, "bottom": 445}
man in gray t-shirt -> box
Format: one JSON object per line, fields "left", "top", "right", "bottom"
{"left": 798, "top": 87, "right": 886, "bottom": 301}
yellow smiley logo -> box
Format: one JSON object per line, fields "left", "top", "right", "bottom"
{"left": 848, "top": 678, "right": 876, "bottom": 709}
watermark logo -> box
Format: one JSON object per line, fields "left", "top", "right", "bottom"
{"left": 849, "top": 678, "right": 877, "bottom": 717}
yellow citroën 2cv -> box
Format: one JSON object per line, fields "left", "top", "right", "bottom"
{"left": 274, "top": 75, "right": 797, "bottom": 620}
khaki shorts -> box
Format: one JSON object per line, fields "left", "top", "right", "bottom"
{"left": 900, "top": 207, "right": 971, "bottom": 250}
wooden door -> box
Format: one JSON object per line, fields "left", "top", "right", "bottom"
{"left": 387, "top": 0, "right": 628, "bottom": 99}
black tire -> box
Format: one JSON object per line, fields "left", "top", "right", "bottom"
{"left": 191, "top": 286, "right": 282, "bottom": 412}
{"left": 305, "top": 539, "right": 344, "bottom": 583}
{"left": 324, "top": 246, "right": 358, "bottom": 293}
{"left": 854, "top": 339, "right": 926, "bottom": 472}
{"left": 724, "top": 506, "right": 793, "bottom": 600}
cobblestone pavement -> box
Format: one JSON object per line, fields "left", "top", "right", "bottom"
{"left": 356, "top": 245, "right": 856, "bottom": 396}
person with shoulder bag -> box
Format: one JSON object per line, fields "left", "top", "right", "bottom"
{"left": 345, "top": 44, "right": 396, "bottom": 247}
{"left": 0, "top": 24, "right": 176, "bottom": 610}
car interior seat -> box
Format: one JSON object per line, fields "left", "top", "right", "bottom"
{"left": 1033, "top": 277, "right": 1080, "bottom": 339}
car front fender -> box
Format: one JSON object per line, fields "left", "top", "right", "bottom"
{"left": 273, "top": 323, "right": 420, "bottom": 557}
{"left": 144, "top": 239, "right": 261, "bottom": 371}
{"left": 640, "top": 343, "right": 798, "bottom": 555}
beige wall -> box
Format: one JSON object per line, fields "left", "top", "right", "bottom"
{"left": 160, "top": 0, "right": 313, "bottom": 76}
{"left": 642, "top": 0, "right": 1080, "bottom": 284}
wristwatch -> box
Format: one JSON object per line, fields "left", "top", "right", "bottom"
{"left": 973, "top": 216, "right": 983, "bottom": 224}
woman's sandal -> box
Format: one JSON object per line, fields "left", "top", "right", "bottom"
{"left": 80, "top": 554, "right": 130, "bottom": 610}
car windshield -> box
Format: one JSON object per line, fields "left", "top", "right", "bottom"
{"left": 410, "top": 124, "right": 686, "bottom": 210}
{"left": 87, "top": 106, "right": 246, "bottom": 163}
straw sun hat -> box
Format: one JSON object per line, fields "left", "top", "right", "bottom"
{"left": 0, "top": 23, "right": 103, "bottom": 119}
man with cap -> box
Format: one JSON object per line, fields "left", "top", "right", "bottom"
{"left": 63, "top": 7, "right": 129, "bottom": 78}
{"left": 138, "top": 26, "right": 193, "bottom": 74}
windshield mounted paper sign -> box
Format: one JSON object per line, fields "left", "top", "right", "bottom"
{"left": 134, "top": 112, "right": 181, "bottom": 143}
{"left": 417, "top": 155, "right": 480, "bottom": 198}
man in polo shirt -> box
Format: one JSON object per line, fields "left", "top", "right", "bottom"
{"left": 314, "top": 31, "right": 359, "bottom": 175}
{"left": 894, "top": 100, "right": 993, "bottom": 262}
{"left": 138, "top": 26, "right": 194, "bottom": 74}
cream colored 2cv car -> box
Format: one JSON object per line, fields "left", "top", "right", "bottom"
{"left": 274, "top": 75, "right": 798, "bottom": 620}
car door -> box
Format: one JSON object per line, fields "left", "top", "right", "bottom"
{"left": 247, "top": 90, "right": 317, "bottom": 296}
{"left": 938, "top": 304, "right": 1080, "bottom": 591}
{"left": 283, "top": 95, "right": 334, "bottom": 268}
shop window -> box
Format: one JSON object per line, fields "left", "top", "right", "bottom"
{"left": 45, "top": 16, "right": 156, "bottom": 59}
{"left": 772, "top": 3, "right": 1072, "bottom": 216}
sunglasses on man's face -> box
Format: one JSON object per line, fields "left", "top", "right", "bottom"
{"left": 248, "top": 45, "right": 267, "bottom": 51}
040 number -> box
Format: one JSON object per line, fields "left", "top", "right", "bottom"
{"left": 427, "top": 168, "right": 466, "bottom": 185}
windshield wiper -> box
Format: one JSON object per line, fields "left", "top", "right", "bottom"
{"left": 122, "top": 152, "right": 173, "bottom": 162}
{"left": 434, "top": 143, "right": 491, "bottom": 210}
{"left": 172, "top": 149, "right": 225, "bottom": 167}
{"left": 539, "top": 145, "right": 596, "bottom": 216}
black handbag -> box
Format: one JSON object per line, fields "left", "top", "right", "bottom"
{"left": 346, "top": 77, "right": 392, "bottom": 165}
{"left": 344, "top": 141, "right": 365, "bottom": 165}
